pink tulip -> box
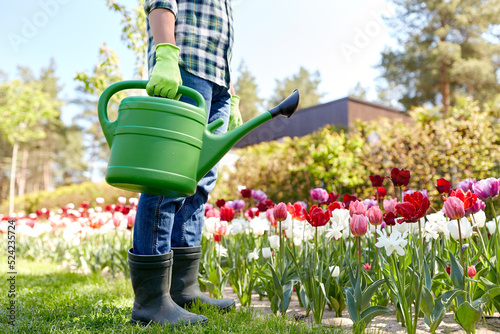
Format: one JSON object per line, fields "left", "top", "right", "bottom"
{"left": 266, "top": 208, "right": 277, "bottom": 228}
{"left": 443, "top": 196, "right": 465, "bottom": 220}
{"left": 273, "top": 202, "right": 288, "bottom": 222}
{"left": 350, "top": 214, "right": 368, "bottom": 237}
{"left": 349, "top": 200, "right": 367, "bottom": 217}
{"left": 214, "top": 220, "right": 228, "bottom": 236}
{"left": 383, "top": 198, "right": 398, "bottom": 214}
{"left": 367, "top": 206, "right": 383, "bottom": 226}
{"left": 467, "top": 265, "right": 477, "bottom": 277}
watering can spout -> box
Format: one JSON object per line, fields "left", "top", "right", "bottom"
{"left": 197, "top": 90, "right": 300, "bottom": 180}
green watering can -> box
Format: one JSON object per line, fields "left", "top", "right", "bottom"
{"left": 98, "top": 80, "right": 299, "bottom": 197}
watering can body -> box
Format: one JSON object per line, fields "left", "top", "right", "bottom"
{"left": 98, "top": 80, "right": 299, "bottom": 197}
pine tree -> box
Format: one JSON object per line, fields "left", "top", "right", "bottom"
{"left": 379, "top": 0, "right": 500, "bottom": 114}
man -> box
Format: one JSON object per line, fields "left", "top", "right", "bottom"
{"left": 127, "top": 0, "right": 239, "bottom": 326}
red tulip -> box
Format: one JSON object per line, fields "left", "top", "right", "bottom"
{"left": 446, "top": 265, "right": 451, "bottom": 275}
{"left": 342, "top": 194, "right": 358, "bottom": 209}
{"left": 321, "top": 191, "right": 339, "bottom": 205}
{"left": 303, "top": 206, "right": 329, "bottom": 227}
{"left": 390, "top": 168, "right": 411, "bottom": 187}
{"left": 245, "top": 207, "right": 259, "bottom": 220}
{"left": 216, "top": 199, "right": 226, "bottom": 208}
{"left": 395, "top": 191, "right": 430, "bottom": 223}
{"left": 273, "top": 202, "right": 288, "bottom": 222}
{"left": 446, "top": 189, "right": 477, "bottom": 212}
{"left": 442, "top": 196, "right": 465, "bottom": 220}
{"left": 350, "top": 214, "right": 368, "bottom": 237}
{"left": 383, "top": 212, "right": 397, "bottom": 226}
{"left": 369, "top": 175, "right": 385, "bottom": 187}
{"left": 257, "top": 199, "right": 274, "bottom": 212}
{"left": 240, "top": 188, "right": 252, "bottom": 198}
{"left": 287, "top": 202, "right": 306, "bottom": 221}
{"left": 436, "top": 178, "right": 451, "bottom": 194}
{"left": 328, "top": 202, "right": 344, "bottom": 213}
{"left": 467, "top": 265, "right": 477, "bottom": 277}
{"left": 377, "top": 187, "right": 387, "bottom": 198}
{"left": 220, "top": 206, "right": 235, "bottom": 222}
{"left": 363, "top": 263, "right": 372, "bottom": 270}
{"left": 367, "top": 206, "right": 383, "bottom": 226}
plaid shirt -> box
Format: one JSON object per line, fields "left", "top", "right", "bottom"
{"left": 144, "top": 0, "right": 234, "bottom": 88}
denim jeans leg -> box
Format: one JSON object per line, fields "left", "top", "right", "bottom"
{"left": 133, "top": 194, "right": 184, "bottom": 255}
{"left": 171, "top": 76, "right": 231, "bottom": 247}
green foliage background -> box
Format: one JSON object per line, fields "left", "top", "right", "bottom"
{"left": 212, "top": 97, "right": 500, "bottom": 205}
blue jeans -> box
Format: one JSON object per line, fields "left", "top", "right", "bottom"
{"left": 133, "top": 67, "right": 231, "bottom": 255}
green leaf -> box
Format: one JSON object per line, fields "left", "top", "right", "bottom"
{"left": 359, "top": 305, "right": 392, "bottom": 327}
{"left": 448, "top": 250, "right": 465, "bottom": 291}
{"left": 424, "top": 260, "right": 432, "bottom": 290}
{"left": 267, "top": 263, "right": 284, "bottom": 302}
{"left": 454, "top": 301, "right": 482, "bottom": 334}
{"left": 421, "top": 286, "right": 435, "bottom": 316}
{"left": 361, "top": 279, "right": 385, "bottom": 310}
{"left": 346, "top": 290, "right": 358, "bottom": 323}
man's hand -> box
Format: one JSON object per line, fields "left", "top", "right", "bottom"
{"left": 228, "top": 95, "right": 243, "bottom": 131}
{"left": 146, "top": 43, "right": 182, "bottom": 99}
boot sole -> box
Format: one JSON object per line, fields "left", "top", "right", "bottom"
{"left": 130, "top": 317, "right": 208, "bottom": 327}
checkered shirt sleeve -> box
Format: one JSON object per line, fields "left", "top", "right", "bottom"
{"left": 144, "top": 0, "right": 234, "bottom": 88}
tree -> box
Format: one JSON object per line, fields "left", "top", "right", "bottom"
{"left": 0, "top": 76, "right": 60, "bottom": 213}
{"left": 268, "top": 67, "right": 323, "bottom": 110}
{"left": 74, "top": 44, "right": 125, "bottom": 181}
{"left": 349, "top": 82, "right": 369, "bottom": 100}
{"left": 379, "top": 0, "right": 500, "bottom": 114}
{"left": 234, "top": 61, "right": 264, "bottom": 122}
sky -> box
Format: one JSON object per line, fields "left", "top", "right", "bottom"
{"left": 0, "top": 0, "right": 397, "bottom": 125}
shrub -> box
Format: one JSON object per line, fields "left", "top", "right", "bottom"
{"left": 1, "top": 182, "right": 138, "bottom": 214}
{"left": 214, "top": 97, "right": 500, "bottom": 205}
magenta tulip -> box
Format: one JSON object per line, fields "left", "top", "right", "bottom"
{"left": 350, "top": 214, "right": 368, "bottom": 237}
{"left": 443, "top": 196, "right": 465, "bottom": 220}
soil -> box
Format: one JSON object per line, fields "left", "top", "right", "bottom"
{"left": 223, "top": 286, "right": 500, "bottom": 333}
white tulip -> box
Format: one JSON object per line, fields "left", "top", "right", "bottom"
{"left": 471, "top": 210, "right": 486, "bottom": 228}
{"left": 268, "top": 235, "right": 280, "bottom": 249}
{"left": 486, "top": 220, "right": 497, "bottom": 235}
{"left": 329, "top": 265, "right": 340, "bottom": 278}
{"left": 447, "top": 217, "right": 473, "bottom": 240}
{"left": 262, "top": 247, "right": 272, "bottom": 259}
{"left": 203, "top": 217, "right": 218, "bottom": 234}
{"left": 250, "top": 217, "right": 269, "bottom": 236}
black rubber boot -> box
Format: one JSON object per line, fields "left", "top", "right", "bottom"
{"left": 128, "top": 249, "right": 208, "bottom": 326}
{"left": 171, "top": 246, "right": 235, "bottom": 311}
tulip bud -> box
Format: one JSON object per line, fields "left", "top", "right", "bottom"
{"left": 268, "top": 235, "right": 280, "bottom": 249}
{"left": 467, "top": 265, "right": 477, "bottom": 277}
{"left": 443, "top": 197, "right": 465, "bottom": 220}
{"left": 349, "top": 200, "right": 367, "bottom": 217}
{"left": 273, "top": 202, "right": 288, "bottom": 222}
{"left": 350, "top": 214, "right": 368, "bottom": 237}
{"left": 367, "top": 206, "right": 383, "bottom": 226}
{"left": 262, "top": 247, "right": 272, "bottom": 259}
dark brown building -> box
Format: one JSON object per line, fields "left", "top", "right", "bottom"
{"left": 233, "top": 96, "right": 410, "bottom": 148}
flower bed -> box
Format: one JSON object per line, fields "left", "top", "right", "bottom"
{"left": 3, "top": 170, "right": 500, "bottom": 333}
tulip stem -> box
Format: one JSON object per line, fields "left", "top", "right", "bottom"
{"left": 456, "top": 219, "right": 466, "bottom": 286}
{"left": 471, "top": 214, "right": 488, "bottom": 258}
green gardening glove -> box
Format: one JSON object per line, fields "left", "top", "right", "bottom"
{"left": 146, "top": 43, "right": 182, "bottom": 99}
{"left": 228, "top": 95, "right": 243, "bottom": 131}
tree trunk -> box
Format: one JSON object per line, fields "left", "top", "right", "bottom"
{"left": 440, "top": 60, "right": 450, "bottom": 115}
{"left": 9, "top": 143, "right": 18, "bottom": 214}
{"left": 43, "top": 159, "right": 51, "bottom": 191}
{"left": 17, "top": 147, "right": 29, "bottom": 197}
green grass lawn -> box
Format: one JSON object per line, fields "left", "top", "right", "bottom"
{"left": 0, "top": 258, "right": 345, "bottom": 333}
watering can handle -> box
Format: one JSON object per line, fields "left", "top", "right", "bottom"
{"left": 98, "top": 80, "right": 206, "bottom": 148}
